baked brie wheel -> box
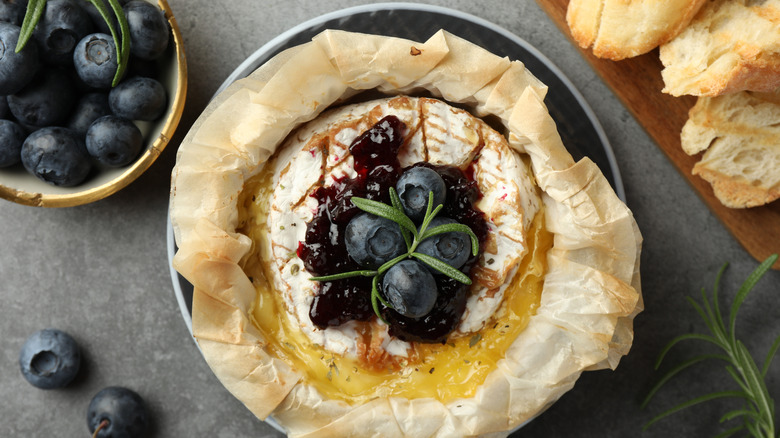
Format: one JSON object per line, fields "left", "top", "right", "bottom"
{"left": 170, "top": 30, "right": 643, "bottom": 437}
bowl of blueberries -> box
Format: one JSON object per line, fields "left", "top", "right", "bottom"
{"left": 0, "top": 0, "right": 186, "bottom": 207}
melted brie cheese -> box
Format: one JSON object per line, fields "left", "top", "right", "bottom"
{"left": 237, "top": 96, "right": 549, "bottom": 403}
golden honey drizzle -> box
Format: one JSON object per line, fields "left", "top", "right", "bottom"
{"left": 238, "top": 165, "right": 552, "bottom": 404}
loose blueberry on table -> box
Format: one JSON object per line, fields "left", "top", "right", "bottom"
{"left": 0, "top": 0, "right": 171, "bottom": 187}
{"left": 87, "top": 386, "right": 150, "bottom": 438}
{"left": 19, "top": 328, "right": 81, "bottom": 389}
{"left": 299, "top": 116, "right": 488, "bottom": 343}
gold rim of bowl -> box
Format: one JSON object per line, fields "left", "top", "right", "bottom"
{"left": 0, "top": 0, "right": 188, "bottom": 208}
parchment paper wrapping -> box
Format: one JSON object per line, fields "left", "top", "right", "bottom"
{"left": 170, "top": 30, "right": 643, "bottom": 437}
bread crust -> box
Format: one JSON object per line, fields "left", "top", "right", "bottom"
{"left": 567, "top": 0, "right": 706, "bottom": 60}
{"left": 661, "top": 0, "right": 780, "bottom": 96}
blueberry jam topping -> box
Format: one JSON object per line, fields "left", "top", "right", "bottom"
{"left": 298, "top": 115, "right": 487, "bottom": 342}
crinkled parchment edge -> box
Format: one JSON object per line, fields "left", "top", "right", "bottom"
{"left": 170, "top": 29, "right": 643, "bottom": 438}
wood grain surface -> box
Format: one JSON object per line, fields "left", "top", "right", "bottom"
{"left": 536, "top": 0, "right": 780, "bottom": 269}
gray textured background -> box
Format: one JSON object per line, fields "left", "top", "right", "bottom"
{"left": 1, "top": 1, "right": 779, "bottom": 437}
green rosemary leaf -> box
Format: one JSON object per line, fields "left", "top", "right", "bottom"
{"left": 640, "top": 354, "right": 728, "bottom": 409}
{"left": 351, "top": 196, "right": 417, "bottom": 237}
{"left": 420, "top": 223, "right": 480, "bottom": 256}
{"left": 643, "top": 390, "right": 750, "bottom": 432}
{"left": 411, "top": 252, "right": 471, "bottom": 285}
{"left": 653, "top": 333, "right": 721, "bottom": 370}
{"left": 712, "top": 263, "right": 729, "bottom": 338}
{"left": 309, "top": 270, "right": 377, "bottom": 282}
{"left": 373, "top": 278, "right": 391, "bottom": 308}
{"left": 417, "top": 192, "right": 443, "bottom": 238}
{"left": 761, "top": 334, "right": 780, "bottom": 377}
{"left": 734, "top": 340, "right": 775, "bottom": 432}
{"left": 713, "top": 424, "right": 746, "bottom": 438}
{"left": 686, "top": 295, "right": 728, "bottom": 346}
{"left": 729, "top": 254, "right": 778, "bottom": 339}
{"left": 389, "top": 187, "right": 412, "bottom": 250}
{"left": 376, "top": 254, "right": 408, "bottom": 276}
{"left": 720, "top": 408, "right": 760, "bottom": 424}
{"left": 107, "top": 0, "right": 131, "bottom": 86}
{"left": 371, "top": 276, "right": 390, "bottom": 323}
{"left": 15, "top": 0, "right": 46, "bottom": 53}
{"left": 724, "top": 365, "right": 752, "bottom": 396}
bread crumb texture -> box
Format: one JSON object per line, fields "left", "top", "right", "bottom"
{"left": 682, "top": 90, "right": 780, "bottom": 208}
{"left": 661, "top": 0, "right": 780, "bottom": 96}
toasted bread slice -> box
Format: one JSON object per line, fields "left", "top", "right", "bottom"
{"left": 681, "top": 90, "right": 780, "bottom": 208}
{"left": 567, "top": 0, "right": 705, "bottom": 60}
{"left": 660, "top": 0, "right": 780, "bottom": 96}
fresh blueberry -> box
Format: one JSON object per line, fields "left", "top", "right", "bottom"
{"left": 123, "top": 0, "right": 168, "bottom": 60}
{"left": 8, "top": 68, "right": 77, "bottom": 127}
{"left": 87, "top": 386, "right": 150, "bottom": 438}
{"left": 21, "top": 127, "right": 91, "bottom": 186}
{"left": 0, "top": 119, "right": 25, "bottom": 167}
{"left": 67, "top": 92, "right": 110, "bottom": 135}
{"left": 0, "top": 0, "right": 28, "bottom": 25}
{"left": 19, "top": 328, "right": 80, "bottom": 390}
{"left": 73, "top": 33, "right": 118, "bottom": 89}
{"left": 382, "top": 260, "right": 438, "bottom": 318}
{"left": 345, "top": 212, "right": 406, "bottom": 268}
{"left": 396, "top": 166, "right": 446, "bottom": 222}
{"left": 109, "top": 76, "right": 166, "bottom": 121}
{"left": 416, "top": 217, "right": 471, "bottom": 270}
{"left": 33, "top": 0, "right": 94, "bottom": 65}
{"left": 0, "top": 95, "right": 9, "bottom": 119}
{"left": 86, "top": 115, "right": 142, "bottom": 167}
{"left": 0, "top": 22, "right": 39, "bottom": 95}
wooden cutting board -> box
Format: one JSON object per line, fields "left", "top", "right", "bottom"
{"left": 536, "top": 0, "right": 780, "bottom": 269}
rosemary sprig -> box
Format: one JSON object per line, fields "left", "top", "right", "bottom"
{"left": 642, "top": 254, "right": 779, "bottom": 437}
{"left": 16, "top": 0, "right": 131, "bottom": 87}
{"left": 310, "top": 190, "right": 480, "bottom": 320}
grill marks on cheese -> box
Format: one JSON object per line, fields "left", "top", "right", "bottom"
{"left": 257, "top": 96, "right": 540, "bottom": 366}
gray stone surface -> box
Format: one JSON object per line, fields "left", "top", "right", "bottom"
{"left": 1, "top": 1, "right": 778, "bottom": 437}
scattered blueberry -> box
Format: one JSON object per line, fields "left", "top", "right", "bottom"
{"left": 345, "top": 212, "right": 406, "bottom": 268}
{"left": 73, "top": 33, "right": 118, "bottom": 89}
{"left": 18, "top": 328, "right": 81, "bottom": 390}
{"left": 382, "top": 260, "right": 438, "bottom": 318}
{"left": 123, "top": 0, "right": 168, "bottom": 60}
{"left": 21, "top": 126, "right": 91, "bottom": 186}
{"left": 8, "top": 68, "right": 76, "bottom": 128}
{"left": 0, "top": 0, "right": 28, "bottom": 26}
{"left": 416, "top": 217, "right": 472, "bottom": 270}
{"left": 0, "top": 22, "right": 39, "bottom": 95}
{"left": 33, "top": 0, "right": 94, "bottom": 65}
{"left": 0, "top": 119, "right": 25, "bottom": 167}
{"left": 86, "top": 115, "right": 142, "bottom": 167}
{"left": 67, "top": 92, "right": 110, "bottom": 135}
{"left": 87, "top": 386, "right": 150, "bottom": 438}
{"left": 396, "top": 166, "right": 446, "bottom": 222}
{"left": 108, "top": 76, "right": 166, "bottom": 121}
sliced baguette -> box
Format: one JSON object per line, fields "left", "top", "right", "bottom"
{"left": 567, "top": 0, "right": 705, "bottom": 60}
{"left": 681, "top": 90, "right": 780, "bottom": 208}
{"left": 660, "top": 0, "right": 780, "bottom": 96}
